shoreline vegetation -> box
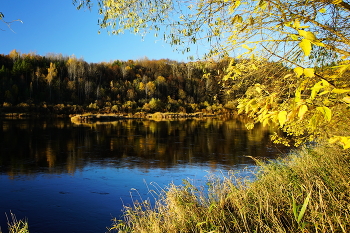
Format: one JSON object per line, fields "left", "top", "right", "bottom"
{"left": 0, "top": 212, "right": 29, "bottom": 233}
{"left": 112, "top": 142, "right": 350, "bottom": 233}
{"left": 70, "top": 112, "right": 224, "bottom": 124}
{"left": 0, "top": 110, "right": 232, "bottom": 121}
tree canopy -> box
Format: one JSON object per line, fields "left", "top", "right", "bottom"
{"left": 74, "top": 0, "right": 350, "bottom": 61}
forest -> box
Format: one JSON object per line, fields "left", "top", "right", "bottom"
{"left": 0, "top": 50, "right": 239, "bottom": 115}
{"left": 1, "top": 0, "right": 350, "bottom": 231}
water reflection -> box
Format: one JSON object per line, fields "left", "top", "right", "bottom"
{"left": 0, "top": 117, "right": 286, "bottom": 177}
{"left": 0, "top": 117, "right": 289, "bottom": 233}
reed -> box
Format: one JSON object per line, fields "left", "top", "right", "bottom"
{"left": 111, "top": 143, "right": 350, "bottom": 232}
{"left": 0, "top": 212, "right": 29, "bottom": 233}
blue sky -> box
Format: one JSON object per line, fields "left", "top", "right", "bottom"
{"left": 0, "top": 0, "right": 200, "bottom": 63}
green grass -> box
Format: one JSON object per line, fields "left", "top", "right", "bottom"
{"left": 111, "top": 143, "right": 350, "bottom": 232}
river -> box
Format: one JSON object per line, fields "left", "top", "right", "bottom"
{"left": 0, "top": 117, "right": 287, "bottom": 233}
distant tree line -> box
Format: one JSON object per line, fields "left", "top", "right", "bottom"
{"left": 0, "top": 50, "right": 238, "bottom": 114}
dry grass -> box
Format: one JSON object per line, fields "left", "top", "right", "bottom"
{"left": 0, "top": 212, "right": 29, "bottom": 233}
{"left": 111, "top": 143, "right": 350, "bottom": 232}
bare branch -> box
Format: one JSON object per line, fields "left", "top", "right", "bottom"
{"left": 0, "top": 12, "right": 23, "bottom": 33}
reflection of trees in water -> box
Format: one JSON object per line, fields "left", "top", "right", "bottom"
{"left": 0, "top": 118, "right": 288, "bottom": 176}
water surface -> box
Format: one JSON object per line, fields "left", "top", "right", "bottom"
{"left": 0, "top": 117, "right": 286, "bottom": 233}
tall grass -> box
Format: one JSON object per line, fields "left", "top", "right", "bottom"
{"left": 0, "top": 212, "right": 29, "bottom": 233}
{"left": 111, "top": 143, "right": 350, "bottom": 232}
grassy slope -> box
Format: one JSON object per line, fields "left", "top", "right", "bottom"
{"left": 113, "top": 143, "right": 350, "bottom": 232}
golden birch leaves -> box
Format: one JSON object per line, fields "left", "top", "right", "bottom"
{"left": 316, "top": 106, "right": 332, "bottom": 122}
{"left": 298, "top": 30, "right": 316, "bottom": 41}
{"left": 294, "top": 67, "right": 315, "bottom": 78}
{"left": 299, "top": 39, "right": 312, "bottom": 56}
{"left": 298, "top": 105, "right": 308, "bottom": 120}
{"left": 297, "top": 30, "right": 324, "bottom": 56}
{"left": 278, "top": 111, "right": 287, "bottom": 127}
{"left": 329, "top": 136, "right": 350, "bottom": 149}
{"left": 284, "top": 23, "right": 325, "bottom": 57}
{"left": 232, "top": 57, "right": 350, "bottom": 148}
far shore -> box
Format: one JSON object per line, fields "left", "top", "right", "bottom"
{"left": 0, "top": 111, "right": 237, "bottom": 122}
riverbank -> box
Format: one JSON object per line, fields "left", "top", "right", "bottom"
{"left": 0, "top": 108, "right": 235, "bottom": 122}
{"left": 70, "top": 112, "right": 224, "bottom": 124}
{"left": 112, "top": 143, "right": 350, "bottom": 232}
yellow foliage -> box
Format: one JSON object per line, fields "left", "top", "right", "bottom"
{"left": 329, "top": 136, "right": 350, "bottom": 149}
{"left": 298, "top": 105, "right": 308, "bottom": 120}
{"left": 303, "top": 68, "right": 315, "bottom": 78}
{"left": 294, "top": 67, "right": 304, "bottom": 77}
{"left": 278, "top": 111, "right": 287, "bottom": 127}
{"left": 299, "top": 39, "right": 312, "bottom": 56}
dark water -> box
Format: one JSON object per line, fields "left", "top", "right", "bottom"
{"left": 0, "top": 117, "right": 287, "bottom": 233}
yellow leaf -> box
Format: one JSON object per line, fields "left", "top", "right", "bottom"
{"left": 340, "top": 137, "right": 350, "bottom": 149}
{"left": 256, "top": 86, "right": 262, "bottom": 93}
{"left": 287, "top": 109, "right": 298, "bottom": 121}
{"left": 278, "top": 111, "right": 287, "bottom": 127}
{"left": 242, "top": 44, "right": 250, "bottom": 50}
{"left": 321, "top": 79, "right": 330, "bottom": 87}
{"left": 262, "top": 118, "right": 269, "bottom": 127}
{"left": 293, "top": 19, "right": 301, "bottom": 29}
{"left": 290, "top": 34, "right": 299, "bottom": 40}
{"left": 284, "top": 74, "right": 293, "bottom": 79}
{"left": 311, "top": 81, "right": 329, "bottom": 99}
{"left": 303, "top": 68, "right": 315, "bottom": 78}
{"left": 329, "top": 136, "right": 350, "bottom": 149}
{"left": 332, "top": 0, "right": 343, "bottom": 4}
{"left": 232, "top": 15, "right": 243, "bottom": 24}
{"left": 237, "top": 103, "right": 245, "bottom": 109}
{"left": 295, "top": 88, "right": 302, "bottom": 103}
{"left": 299, "top": 39, "right": 312, "bottom": 56}
{"left": 298, "top": 105, "right": 308, "bottom": 120}
{"left": 294, "top": 67, "right": 304, "bottom": 77}
{"left": 259, "top": 1, "right": 268, "bottom": 10}
{"left": 343, "top": 96, "right": 350, "bottom": 103}
{"left": 319, "top": 8, "right": 326, "bottom": 13}
{"left": 317, "top": 106, "right": 332, "bottom": 121}
{"left": 329, "top": 136, "right": 340, "bottom": 144}
{"left": 298, "top": 30, "right": 316, "bottom": 41}
{"left": 331, "top": 88, "right": 350, "bottom": 94}
{"left": 284, "top": 21, "right": 292, "bottom": 27}
{"left": 319, "top": 90, "right": 330, "bottom": 96}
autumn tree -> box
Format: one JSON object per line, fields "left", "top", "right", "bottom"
{"left": 74, "top": 0, "right": 350, "bottom": 148}
{"left": 46, "top": 62, "right": 57, "bottom": 100}
{"left": 145, "top": 81, "right": 156, "bottom": 98}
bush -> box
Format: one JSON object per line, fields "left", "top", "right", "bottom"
{"left": 2, "top": 102, "right": 12, "bottom": 107}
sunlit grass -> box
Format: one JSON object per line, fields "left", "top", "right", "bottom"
{"left": 111, "top": 143, "right": 350, "bottom": 232}
{"left": 0, "top": 212, "right": 29, "bottom": 233}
